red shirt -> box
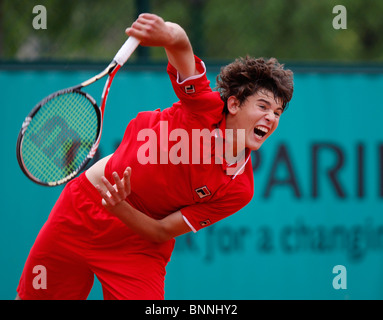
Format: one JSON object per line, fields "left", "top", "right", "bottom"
{"left": 104, "top": 56, "right": 254, "bottom": 232}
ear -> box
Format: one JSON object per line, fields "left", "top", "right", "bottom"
{"left": 227, "top": 96, "right": 241, "bottom": 115}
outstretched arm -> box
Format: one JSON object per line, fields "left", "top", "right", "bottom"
{"left": 95, "top": 167, "right": 192, "bottom": 243}
{"left": 125, "top": 13, "right": 198, "bottom": 81}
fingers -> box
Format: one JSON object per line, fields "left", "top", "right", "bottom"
{"left": 96, "top": 176, "right": 119, "bottom": 207}
{"left": 95, "top": 168, "right": 132, "bottom": 208}
{"left": 95, "top": 183, "right": 115, "bottom": 207}
{"left": 125, "top": 14, "right": 169, "bottom": 47}
{"left": 126, "top": 14, "right": 152, "bottom": 37}
{"left": 112, "top": 172, "right": 125, "bottom": 199}
{"left": 123, "top": 167, "right": 132, "bottom": 195}
{"left": 127, "top": 14, "right": 158, "bottom": 32}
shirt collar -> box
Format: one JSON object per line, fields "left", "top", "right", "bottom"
{"left": 214, "top": 115, "right": 251, "bottom": 178}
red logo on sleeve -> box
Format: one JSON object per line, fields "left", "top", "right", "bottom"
{"left": 184, "top": 85, "right": 195, "bottom": 94}
{"left": 195, "top": 186, "right": 211, "bottom": 198}
{"left": 200, "top": 219, "right": 211, "bottom": 227}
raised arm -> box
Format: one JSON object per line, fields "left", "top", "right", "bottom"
{"left": 125, "top": 13, "right": 198, "bottom": 81}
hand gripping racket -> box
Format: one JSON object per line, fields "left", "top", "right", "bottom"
{"left": 16, "top": 36, "right": 140, "bottom": 186}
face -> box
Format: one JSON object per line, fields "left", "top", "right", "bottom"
{"left": 225, "top": 89, "right": 283, "bottom": 152}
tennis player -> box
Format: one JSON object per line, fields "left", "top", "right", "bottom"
{"left": 16, "top": 13, "right": 293, "bottom": 300}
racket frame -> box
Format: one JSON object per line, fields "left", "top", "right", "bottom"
{"left": 16, "top": 88, "right": 101, "bottom": 186}
{"left": 16, "top": 36, "right": 140, "bottom": 186}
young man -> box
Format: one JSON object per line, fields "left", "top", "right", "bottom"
{"left": 16, "top": 13, "right": 293, "bottom": 300}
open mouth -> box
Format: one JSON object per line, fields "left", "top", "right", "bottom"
{"left": 254, "top": 126, "right": 269, "bottom": 138}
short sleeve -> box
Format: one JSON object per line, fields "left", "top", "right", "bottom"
{"left": 180, "top": 188, "right": 253, "bottom": 232}
{"left": 167, "top": 55, "right": 224, "bottom": 118}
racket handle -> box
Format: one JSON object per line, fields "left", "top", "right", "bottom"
{"left": 113, "top": 36, "right": 140, "bottom": 66}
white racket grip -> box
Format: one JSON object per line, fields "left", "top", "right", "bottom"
{"left": 113, "top": 36, "right": 140, "bottom": 66}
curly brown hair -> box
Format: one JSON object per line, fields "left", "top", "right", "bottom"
{"left": 216, "top": 56, "right": 294, "bottom": 114}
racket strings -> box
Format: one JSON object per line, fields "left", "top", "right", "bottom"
{"left": 21, "top": 92, "right": 99, "bottom": 184}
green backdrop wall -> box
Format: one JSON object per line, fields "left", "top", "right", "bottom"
{"left": 1, "top": 64, "right": 382, "bottom": 300}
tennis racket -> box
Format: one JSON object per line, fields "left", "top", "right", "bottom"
{"left": 16, "top": 36, "right": 140, "bottom": 186}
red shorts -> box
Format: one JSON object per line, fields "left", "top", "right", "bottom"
{"left": 17, "top": 172, "right": 175, "bottom": 300}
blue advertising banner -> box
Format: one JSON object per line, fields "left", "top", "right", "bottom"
{"left": 1, "top": 65, "right": 382, "bottom": 300}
